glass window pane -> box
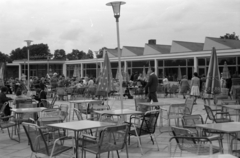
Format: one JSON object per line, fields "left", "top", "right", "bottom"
{"left": 187, "top": 59, "right": 194, "bottom": 66}
{"left": 158, "top": 69, "right": 163, "bottom": 78}
{"left": 164, "top": 68, "right": 178, "bottom": 81}
{"left": 127, "top": 61, "right": 131, "bottom": 67}
{"left": 158, "top": 60, "right": 163, "bottom": 67}
{"left": 164, "top": 59, "right": 186, "bottom": 66}
{"left": 198, "top": 58, "right": 205, "bottom": 66}
{"left": 218, "top": 57, "right": 236, "bottom": 65}
{"left": 238, "top": 57, "right": 240, "bottom": 64}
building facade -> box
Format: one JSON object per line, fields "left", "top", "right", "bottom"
{"left": 6, "top": 37, "right": 240, "bottom": 81}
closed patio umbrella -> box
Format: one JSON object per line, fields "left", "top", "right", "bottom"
{"left": 205, "top": 47, "right": 221, "bottom": 96}
{"left": 96, "top": 53, "right": 114, "bottom": 98}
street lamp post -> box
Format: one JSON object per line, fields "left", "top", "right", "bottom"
{"left": 47, "top": 54, "right": 50, "bottom": 75}
{"left": 24, "top": 40, "right": 32, "bottom": 90}
{"left": 106, "top": 1, "right": 125, "bottom": 110}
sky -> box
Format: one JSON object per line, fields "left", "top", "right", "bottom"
{"left": 0, "top": 0, "right": 239, "bottom": 55}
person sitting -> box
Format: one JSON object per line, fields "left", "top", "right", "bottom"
{"left": 0, "top": 87, "right": 13, "bottom": 118}
{"left": 32, "top": 88, "right": 47, "bottom": 107}
{"left": 12, "top": 89, "right": 30, "bottom": 106}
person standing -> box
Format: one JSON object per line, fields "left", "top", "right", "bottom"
{"left": 145, "top": 68, "right": 158, "bottom": 102}
{"left": 190, "top": 72, "right": 200, "bottom": 104}
{"left": 180, "top": 75, "right": 190, "bottom": 99}
{"left": 163, "top": 75, "right": 169, "bottom": 97}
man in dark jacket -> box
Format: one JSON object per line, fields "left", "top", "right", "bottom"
{"left": 145, "top": 68, "right": 158, "bottom": 102}
{"left": 0, "top": 86, "right": 13, "bottom": 116}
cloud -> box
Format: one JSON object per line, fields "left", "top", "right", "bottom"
{"left": 29, "top": 28, "right": 50, "bottom": 40}
{"left": 60, "top": 28, "right": 83, "bottom": 41}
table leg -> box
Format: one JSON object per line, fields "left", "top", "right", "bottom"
{"left": 74, "top": 131, "right": 79, "bottom": 158}
{"left": 227, "top": 133, "right": 231, "bottom": 153}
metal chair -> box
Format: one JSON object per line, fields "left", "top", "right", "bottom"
{"left": 82, "top": 124, "right": 129, "bottom": 158}
{"left": 0, "top": 102, "right": 20, "bottom": 142}
{"left": 204, "top": 105, "right": 233, "bottom": 123}
{"left": 161, "top": 103, "right": 185, "bottom": 127}
{"left": 169, "top": 126, "right": 222, "bottom": 157}
{"left": 128, "top": 110, "right": 160, "bottom": 154}
{"left": 182, "top": 97, "right": 195, "bottom": 115}
{"left": 182, "top": 114, "right": 223, "bottom": 148}
{"left": 22, "top": 122, "right": 74, "bottom": 158}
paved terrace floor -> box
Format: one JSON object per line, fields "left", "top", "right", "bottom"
{"left": 0, "top": 94, "right": 236, "bottom": 158}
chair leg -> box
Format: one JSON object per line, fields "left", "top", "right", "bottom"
{"left": 132, "top": 124, "right": 143, "bottom": 155}
{"left": 152, "top": 134, "right": 160, "bottom": 151}
{"left": 116, "top": 150, "right": 120, "bottom": 158}
{"left": 125, "top": 141, "right": 129, "bottom": 158}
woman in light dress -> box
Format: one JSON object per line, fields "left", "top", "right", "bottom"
{"left": 180, "top": 75, "right": 190, "bottom": 99}
{"left": 190, "top": 72, "right": 200, "bottom": 104}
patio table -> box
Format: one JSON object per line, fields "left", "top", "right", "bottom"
{"left": 69, "top": 99, "right": 102, "bottom": 121}
{"left": 196, "top": 122, "right": 240, "bottom": 153}
{"left": 47, "top": 120, "right": 115, "bottom": 158}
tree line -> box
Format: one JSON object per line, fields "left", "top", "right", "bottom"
{"left": 0, "top": 43, "right": 106, "bottom": 63}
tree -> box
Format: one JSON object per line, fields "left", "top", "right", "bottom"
{"left": 97, "top": 47, "right": 107, "bottom": 58}
{"left": 53, "top": 49, "right": 66, "bottom": 60}
{"left": 10, "top": 43, "right": 52, "bottom": 61}
{"left": 66, "top": 49, "right": 88, "bottom": 60}
{"left": 87, "top": 49, "right": 94, "bottom": 59}
{"left": 0, "top": 51, "right": 11, "bottom": 62}
{"left": 220, "top": 32, "right": 239, "bottom": 40}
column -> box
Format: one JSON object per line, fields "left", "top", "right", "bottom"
{"left": 19, "top": 64, "right": 22, "bottom": 80}
{"left": 124, "top": 61, "right": 127, "bottom": 72}
{"left": 62, "top": 63, "right": 67, "bottom": 77}
{"left": 194, "top": 57, "right": 198, "bottom": 73}
{"left": 81, "top": 63, "right": 83, "bottom": 78}
{"left": 154, "top": 59, "right": 158, "bottom": 77}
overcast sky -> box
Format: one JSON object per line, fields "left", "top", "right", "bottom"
{"left": 0, "top": 0, "right": 239, "bottom": 55}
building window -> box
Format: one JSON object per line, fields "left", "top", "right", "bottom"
{"left": 164, "top": 59, "right": 186, "bottom": 66}
{"left": 198, "top": 58, "right": 205, "bottom": 66}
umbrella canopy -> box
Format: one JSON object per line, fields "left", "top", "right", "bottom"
{"left": 205, "top": 47, "right": 221, "bottom": 95}
{"left": 222, "top": 61, "right": 231, "bottom": 79}
{"left": 177, "top": 65, "right": 182, "bottom": 81}
{"left": 97, "top": 53, "right": 114, "bottom": 93}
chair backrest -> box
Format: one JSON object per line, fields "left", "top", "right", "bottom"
{"left": 204, "top": 105, "right": 215, "bottom": 121}
{"left": 16, "top": 99, "right": 33, "bottom": 108}
{"left": 22, "top": 122, "right": 50, "bottom": 155}
{"left": 73, "top": 108, "right": 84, "bottom": 121}
{"left": 50, "top": 95, "right": 57, "bottom": 107}
{"left": 134, "top": 98, "right": 149, "bottom": 111}
{"left": 182, "top": 114, "right": 204, "bottom": 128}
{"left": 168, "top": 103, "right": 185, "bottom": 117}
{"left": 140, "top": 110, "right": 159, "bottom": 134}
{"left": 97, "top": 124, "right": 129, "bottom": 152}
{"left": 184, "top": 97, "right": 195, "bottom": 115}
{"left": 171, "top": 126, "right": 195, "bottom": 151}
{"left": 37, "top": 116, "right": 62, "bottom": 127}
{"left": 41, "top": 108, "right": 61, "bottom": 117}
